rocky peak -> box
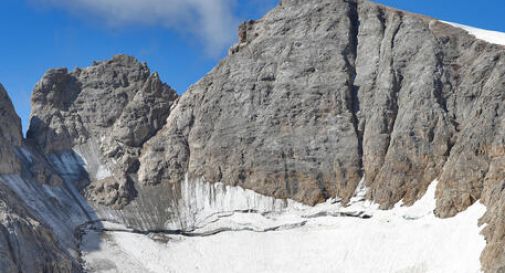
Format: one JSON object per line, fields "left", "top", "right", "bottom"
{"left": 0, "top": 84, "right": 22, "bottom": 174}
{"left": 28, "top": 54, "right": 176, "bottom": 149}
{"left": 280, "top": 0, "right": 311, "bottom": 7}
{"left": 27, "top": 55, "right": 179, "bottom": 208}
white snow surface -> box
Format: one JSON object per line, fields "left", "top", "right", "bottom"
{"left": 82, "top": 180, "right": 487, "bottom": 273}
{"left": 444, "top": 21, "right": 505, "bottom": 46}
{"left": 95, "top": 165, "right": 112, "bottom": 180}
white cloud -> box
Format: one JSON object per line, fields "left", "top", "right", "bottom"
{"left": 35, "top": 0, "right": 240, "bottom": 56}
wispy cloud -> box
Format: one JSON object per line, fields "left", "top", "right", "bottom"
{"left": 34, "top": 0, "right": 240, "bottom": 56}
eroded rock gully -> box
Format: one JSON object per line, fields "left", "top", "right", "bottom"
{"left": 1, "top": 0, "right": 505, "bottom": 272}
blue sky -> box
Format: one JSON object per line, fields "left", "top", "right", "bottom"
{"left": 1, "top": 0, "right": 504, "bottom": 132}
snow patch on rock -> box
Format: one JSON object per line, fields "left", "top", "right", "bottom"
{"left": 444, "top": 21, "right": 505, "bottom": 46}
{"left": 95, "top": 165, "right": 112, "bottom": 181}
{"left": 74, "top": 143, "right": 113, "bottom": 181}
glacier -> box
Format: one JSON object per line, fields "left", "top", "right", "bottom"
{"left": 81, "top": 181, "right": 486, "bottom": 273}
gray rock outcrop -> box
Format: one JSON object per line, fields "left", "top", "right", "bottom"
{"left": 0, "top": 84, "right": 82, "bottom": 273}
{"left": 0, "top": 186, "right": 78, "bottom": 273}
{"left": 28, "top": 55, "right": 179, "bottom": 209}
{"left": 0, "top": 84, "right": 22, "bottom": 174}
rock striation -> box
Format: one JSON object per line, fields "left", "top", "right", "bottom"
{"left": 0, "top": 186, "right": 79, "bottom": 273}
{"left": 1, "top": 0, "right": 505, "bottom": 272}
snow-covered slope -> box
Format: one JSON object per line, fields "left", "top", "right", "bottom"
{"left": 81, "top": 181, "right": 486, "bottom": 273}
{"left": 444, "top": 21, "right": 505, "bottom": 46}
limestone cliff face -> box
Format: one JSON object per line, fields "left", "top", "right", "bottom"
{"left": 138, "top": 1, "right": 505, "bottom": 271}
{"left": 139, "top": 0, "right": 364, "bottom": 207}
{"left": 0, "top": 84, "right": 81, "bottom": 273}
{"left": 0, "top": 186, "right": 79, "bottom": 273}
{"left": 28, "top": 55, "right": 179, "bottom": 209}
{"left": 138, "top": 0, "right": 504, "bottom": 220}
{"left": 0, "top": 84, "right": 22, "bottom": 174}
{"left": 2, "top": 0, "right": 505, "bottom": 272}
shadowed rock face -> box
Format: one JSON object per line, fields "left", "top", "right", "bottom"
{"left": 0, "top": 84, "right": 22, "bottom": 174}
{"left": 0, "top": 85, "right": 81, "bottom": 272}
{"left": 2, "top": 0, "right": 505, "bottom": 272}
{"left": 0, "top": 186, "right": 79, "bottom": 273}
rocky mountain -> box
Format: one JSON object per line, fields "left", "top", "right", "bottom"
{"left": 0, "top": 85, "right": 79, "bottom": 272}
{"left": 1, "top": 0, "right": 505, "bottom": 272}
{"left": 28, "top": 55, "right": 178, "bottom": 209}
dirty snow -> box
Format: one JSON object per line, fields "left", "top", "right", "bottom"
{"left": 169, "top": 174, "right": 304, "bottom": 230}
